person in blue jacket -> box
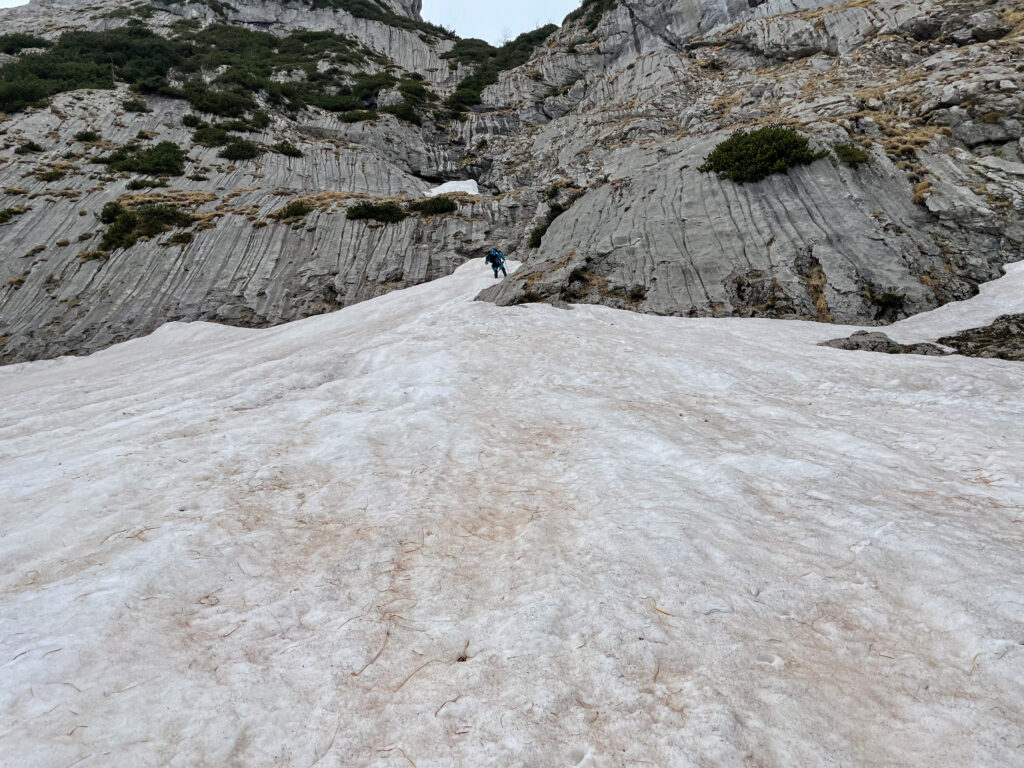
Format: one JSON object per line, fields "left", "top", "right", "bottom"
{"left": 485, "top": 248, "right": 507, "bottom": 278}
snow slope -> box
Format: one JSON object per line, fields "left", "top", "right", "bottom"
{"left": 1, "top": 261, "right": 1023, "bottom": 768}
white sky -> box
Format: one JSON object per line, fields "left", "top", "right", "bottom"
{"left": 0, "top": 0, "right": 582, "bottom": 42}
{"left": 422, "top": 0, "right": 581, "bottom": 43}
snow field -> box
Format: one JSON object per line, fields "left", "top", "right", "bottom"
{"left": 1, "top": 260, "right": 1023, "bottom": 767}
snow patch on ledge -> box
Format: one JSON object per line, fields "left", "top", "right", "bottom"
{"left": 427, "top": 179, "right": 479, "bottom": 196}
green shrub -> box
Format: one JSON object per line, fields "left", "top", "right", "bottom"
{"left": 406, "top": 195, "right": 458, "bottom": 215}
{"left": 122, "top": 97, "right": 152, "bottom": 113}
{"left": 247, "top": 110, "right": 270, "bottom": 130}
{"left": 178, "top": 26, "right": 379, "bottom": 115}
{"left": 163, "top": 230, "right": 194, "bottom": 246}
{"left": 0, "top": 33, "right": 51, "bottom": 55}
{"left": 14, "top": 141, "right": 43, "bottom": 155}
{"left": 835, "top": 143, "right": 869, "bottom": 168}
{"left": 528, "top": 200, "right": 570, "bottom": 248}
{"left": 346, "top": 200, "right": 407, "bottom": 223}
{"left": 564, "top": 0, "right": 616, "bottom": 32}
{"left": 217, "top": 139, "right": 261, "bottom": 161}
{"left": 866, "top": 284, "right": 906, "bottom": 310}
{"left": 101, "top": 141, "right": 187, "bottom": 176}
{"left": 0, "top": 206, "right": 28, "bottom": 224}
{"left": 73, "top": 129, "right": 101, "bottom": 143}
{"left": 0, "top": 19, "right": 415, "bottom": 121}
{"left": 382, "top": 101, "right": 420, "bottom": 125}
{"left": 304, "top": 0, "right": 454, "bottom": 39}
{"left": 100, "top": 201, "right": 126, "bottom": 224}
{"left": 271, "top": 200, "right": 313, "bottom": 220}
{"left": 183, "top": 80, "right": 254, "bottom": 117}
{"left": 181, "top": 113, "right": 206, "bottom": 128}
{"left": 378, "top": 75, "right": 437, "bottom": 125}
{"left": 272, "top": 141, "right": 303, "bottom": 157}
{"left": 443, "top": 25, "right": 558, "bottom": 113}
{"left": 0, "top": 26, "right": 180, "bottom": 113}
{"left": 132, "top": 77, "right": 181, "bottom": 98}
{"left": 193, "top": 124, "right": 234, "bottom": 147}
{"left": 0, "top": 21, "right": 400, "bottom": 120}
{"left": 99, "top": 202, "right": 195, "bottom": 250}
{"left": 442, "top": 37, "right": 496, "bottom": 68}
{"left": 698, "top": 126, "right": 827, "bottom": 184}
{"left": 216, "top": 118, "right": 256, "bottom": 134}
{"left": 101, "top": 3, "right": 155, "bottom": 20}
{"left": 36, "top": 168, "right": 67, "bottom": 182}
{"left": 877, "top": 291, "right": 905, "bottom": 308}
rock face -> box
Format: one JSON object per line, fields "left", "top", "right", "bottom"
{"left": 0, "top": 86, "right": 519, "bottom": 362}
{"left": 1, "top": 0, "right": 1023, "bottom": 364}
{"left": 473, "top": 0, "right": 1024, "bottom": 323}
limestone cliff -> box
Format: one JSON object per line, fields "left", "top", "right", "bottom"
{"left": 473, "top": 0, "right": 1024, "bottom": 323}
{"left": 0, "top": 0, "right": 1021, "bottom": 363}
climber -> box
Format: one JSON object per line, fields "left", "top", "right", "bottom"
{"left": 485, "top": 248, "right": 507, "bottom": 278}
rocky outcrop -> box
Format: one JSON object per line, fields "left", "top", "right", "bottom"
{"left": 822, "top": 313, "right": 1024, "bottom": 359}
{"left": 1, "top": 0, "right": 1023, "bottom": 364}
{"left": 937, "top": 312, "right": 1024, "bottom": 360}
{"left": 819, "top": 330, "right": 950, "bottom": 356}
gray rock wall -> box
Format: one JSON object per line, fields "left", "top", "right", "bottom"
{"left": 1, "top": 0, "right": 1023, "bottom": 363}
{"left": 473, "top": 0, "right": 1024, "bottom": 323}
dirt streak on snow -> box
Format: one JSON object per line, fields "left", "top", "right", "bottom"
{"left": 1, "top": 260, "right": 1023, "bottom": 768}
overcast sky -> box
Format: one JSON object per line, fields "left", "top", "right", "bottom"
{"left": 0, "top": 0, "right": 583, "bottom": 40}
{"left": 422, "top": 0, "right": 581, "bottom": 43}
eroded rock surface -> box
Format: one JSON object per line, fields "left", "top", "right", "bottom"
{"left": 473, "top": 0, "right": 1024, "bottom": 325}
{"left": 1, "top": 0, "right": 1023, "bottom": 363}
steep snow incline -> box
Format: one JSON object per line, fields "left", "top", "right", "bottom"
{"left": 1, "top": 261, "right": 1023, "bottom": 767}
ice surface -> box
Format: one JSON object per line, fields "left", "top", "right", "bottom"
{"left": 426, "top": 180, "right": 479, "bottom": 197}
{"left": 1, "top": 259, "right": 1023, "bottom": 767}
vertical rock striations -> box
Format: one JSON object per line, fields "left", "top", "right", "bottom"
{"left": 0, "top": 0, "right": 1022, "bottom": 363}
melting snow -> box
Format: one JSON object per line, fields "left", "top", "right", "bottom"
{"left": 427, "top": 180, "right": 479, "bottom": 197}
{"left": 1, "top": 260, "right": 1023, "bottom": 767}
{"left": 887, "top": 261, "right": 1024, "bottom": 344}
